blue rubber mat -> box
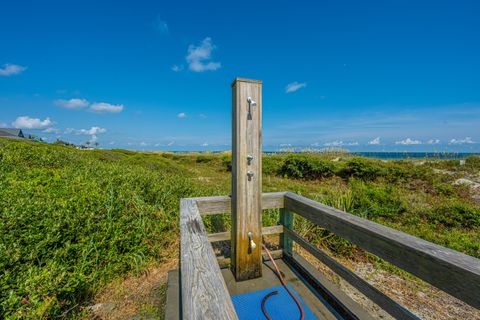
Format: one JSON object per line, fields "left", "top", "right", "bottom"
{"left": 231, "top": 285, "right": 317, "bottom": 320}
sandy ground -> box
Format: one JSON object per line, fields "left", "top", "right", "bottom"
{"left": 84, "top": 245, "right": 178, "bottom": 320}
{"left": 300, "top": 246, "right": 480, "bottom": 320}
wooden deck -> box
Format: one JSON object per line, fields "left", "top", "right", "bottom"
{"left": 166, "top": 254, "right": 374, "bottom": 320}
{"left": 175, "top": 192, "right": 480, "bottom": 320}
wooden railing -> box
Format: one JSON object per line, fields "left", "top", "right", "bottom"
{"left": 180, "top": 192, "right": 480, "bottom": 320}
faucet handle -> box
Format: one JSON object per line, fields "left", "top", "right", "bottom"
{"left": 247, "top": 232, "right": 257, "bottom": 250}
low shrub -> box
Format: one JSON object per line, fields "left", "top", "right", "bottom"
{"left": 341, "top": 157, "right": 385, "bottom": 181}
{"left": 263, "top": 155, "right": 284, "bottom": 175}
{"left": 465, "top": 156, "right": 480, "bottom": 170}
{"left": 196, "top": 154, "right": 215, "bottom": 163}
{"left": 349, "top": 180, "right": 407, "bottom": 219}
{"left": 279, "top": 154, "right": 335, "bottom": 179}
{"left": 221, "top": 154, "right": 232, "bottom": 172}
{"left": 426, "top": 202, "right": 480, "bottom": 228}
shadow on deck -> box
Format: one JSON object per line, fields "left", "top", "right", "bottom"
{"left": 166, "top": 253, "right": 373, "bottom": 320}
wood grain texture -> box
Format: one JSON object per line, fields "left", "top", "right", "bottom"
{"left": 193, "top": 192, "right": 285, "bottom": 215}
{"left": 217, "top": 249, "right": 283, "bottom": 269}
{"left": 180, "top": 198, "right": 238, "bottom": 319}
{"left": 279, "top": 208, "right": 294, "bottom": 256}
{"left": 283, "top": 253, "right": 375, "bottom": 320}
{"left": 231, "top": 78, "right": 263, "bottom": 280}
{"left": 208, "top": 225, "right": 284, "bottom": 242}
{"left": 285, "top": 192, "right": 480, "bottom": 309}
{"left": 284, "top": 227, "right": 419, "bottom": 319}
{"left": 165, "top": 270, "right": 180, "bottom": 320}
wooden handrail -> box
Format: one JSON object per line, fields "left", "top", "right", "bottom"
{"left": 284, "top": 227, "right": 419, "bottom": 319}
{"left": 208, "top": 225, "right": 284, "bottom": 242}
{"left": 192, "top": 192, "right": 285, "bottom": 215}
{"left": 180, "top": 198, "right": 238, "bottom": 319}
{"left": 179, "top": 192, "right": 480, "bottom": 318}
{"left": 284, "top": 192, "right": 480, "bottom": 309}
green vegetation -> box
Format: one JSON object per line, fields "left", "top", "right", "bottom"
{"left": 0, "top": 140, "right": 214, "bottom": 319}
{"left": 1, "top": 138, "right": 479, "bottom": 319}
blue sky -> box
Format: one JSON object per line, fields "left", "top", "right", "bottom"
{"left": 1, "top": 0, "right": 479, "bottom": 151}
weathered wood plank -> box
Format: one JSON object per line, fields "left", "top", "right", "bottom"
{"left": 193, "top": 192, "right": 285, "bottom": 215}
{"left": 217, "top": 249, "right": 284, "bottom": 269}
{"left": 231, "top": 78, "right": 263, "bottom": 281}
{"left": 283, "top": 253, "right": 375, "bottom": 320}
{"left": 284, "top": 227, "right": 420, "bottom": 319}
{"left": 279, "top": 208, "right": 294, "bottom": 255}
{"left": 180, "top": 198, "right": 238, "bottom": 320}
{"left": 285, "top": 192, "right": 480, "bottom": 309}
{"left": 208, "top": 225, "right": 284, "bottom": 242}
{"left": 165, "top": 270, "right": 180, "bottom": 320}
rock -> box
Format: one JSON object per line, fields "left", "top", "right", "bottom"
{"left": 86, "top": 302, "right": 116, "bottom": 314}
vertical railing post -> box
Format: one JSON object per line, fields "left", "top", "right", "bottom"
{"left": 280, "top": 208, "right": 294, "bottom": 256}
{"left": 231, "top": 78, "right": 262, "bottom": 281}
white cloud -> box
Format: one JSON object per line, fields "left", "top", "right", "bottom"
{"left": 43, "top": 127, "right": 60, "bottom": 134}
{"left": 427, "top": 139, "right": 441, "bottom": 144}
{"left": 80, "top": 127, "right": 107, "bottom": 135}
{"left": 90, "top": 135, "right": 98, "bottom": 143}
{"left": 177, "top": 112, "right": 187, "bottom": 119}
{"left": 201, "top": 142, "right": 209, "bottom": 146}
{"left": 285, "top": 82, "right": 307, "bottom": 93}
{"left": 55, "top": 98, "right": 89, "bottom": 109}
{"left": 12, "top": 116, "right": 53, "bottom": 129}
{"left": 0, "top": 63, "right": 26, "bottom": 76}
{"left": 171, "top": 65, "right": 184, "bottom": 72}
{"left": 89, "top": 102, "right": 124, "bottom": 113}
{"left": 65, "top": 126, "right": 107, "bottom": 135}
{"left": 368, "top": 137, "right": 381, "bottom": 145}
{"left": 167, "top": 141, "right": 174, "bottom": 146}
{"left": 449, "top": 137, "right": 476, "bottom": 145}
{"left": 140, "top": 141, "right": 148, "bottom": 146}
{"left": 153, "top": 16, "right": 168, "bottom": 34}
{"left": 324, "top": 140, "right": 359, "bottom": 147}
{"left": 395, "top": 138, "right": 422, "bottom": 145}
{"left": 186, "top": 37, "right": 221, "bottom": 72}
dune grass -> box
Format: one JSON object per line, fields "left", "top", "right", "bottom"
{"left": 0, "top": 138, "right": 479, "bottom": 319}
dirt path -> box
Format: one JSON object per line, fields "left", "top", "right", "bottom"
{"left": 84, "top": 244, "right": 178, "bottom": 320}
{"left": 301, "top": 248, "right": 480, "bottom": 320}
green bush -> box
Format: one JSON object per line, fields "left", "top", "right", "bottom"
{"left": 466, "top": 156, "right": 480, "bottom": 170}
{"left": 279, "top": 154, "right": 335, "bottom": 179}
{"left": 426, "top": 202, "right": 480, "bottom": 228}
{"left": 196, "top": 154, "right": 215, "bottom": 163}
{"left": 263, "top": 155, "right": 284, "bottom": 175}
{"left": 221, "top": 154, "right": 232, "bottom": 172}
{"left": 341, "top": 157, "right": 385, "bottom": 180}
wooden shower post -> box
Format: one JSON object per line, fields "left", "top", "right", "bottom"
{"left": 231, "top": 78, "right": 263, "bottom": 281}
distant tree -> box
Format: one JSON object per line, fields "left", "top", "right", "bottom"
{"left": 94, "top": 142, "right": 99, "bottom": 148}
{"left": 85, "top": 141, "right": 91, "bottom": 147}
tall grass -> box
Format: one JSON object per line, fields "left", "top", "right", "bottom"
{"left": 0, "top": 140, "right": 199, "bottom": 318}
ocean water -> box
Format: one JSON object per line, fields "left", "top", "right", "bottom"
{"left": 347, "top": 152, "right": 478, "bottom": 160}
{"left": 168, "top": 149, "right": 478, "bottom": 160}
{"left": 262, "top": 151, "right": 479, "bottom": 160}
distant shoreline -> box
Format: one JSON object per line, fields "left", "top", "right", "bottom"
{"left": 161, "top": 150, "right": 479, "bottom": 160}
